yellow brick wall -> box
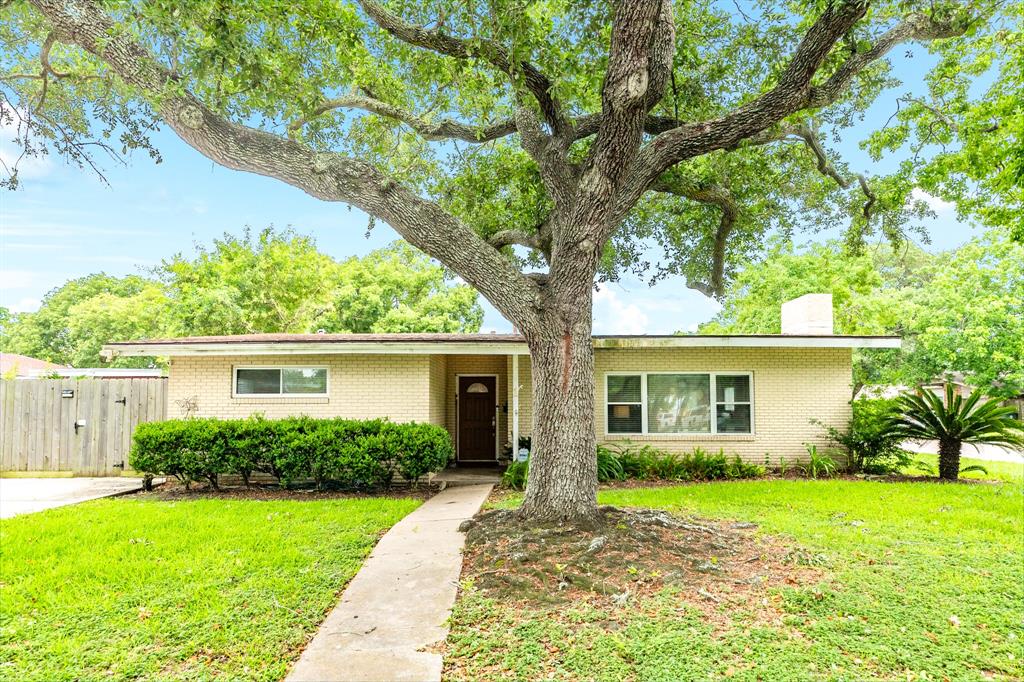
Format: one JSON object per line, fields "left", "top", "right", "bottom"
{"left": 168, "top": 347, "right": 853, "bottom": 464}
{"left": 507, "top": 347, "right": 853, "bottom": 463}
{"left": 167, "top": 354, "right": 432, "bottom": 421}
{"left": 427, "top": 355, "right": 448, "bottom": 427}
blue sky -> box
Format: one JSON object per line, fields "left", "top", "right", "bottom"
{"left": 0, "top": 42, "right": 977, "bottom": 335}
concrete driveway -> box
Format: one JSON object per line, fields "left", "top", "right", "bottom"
{"left": 0, "top": 478, "right": 150, "bottom": 519}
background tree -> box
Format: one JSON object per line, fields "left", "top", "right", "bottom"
{"left": 162, "top": 228, "right": 340, "bottom": 336}
{"left": 0, "top": 306, "right": 12, "bottom": 349}
{"left": 4, "top": 273, "right": 157, "bottom": 366}
{"left": 321, "top": 242, "right": 484, "bottom": 333}
{"left": 1, "top": 0, "right": 1015, "bottom": 521}
{"left": 4, "top": 229, "right": 483, "bottom": 365}
{"left": 700, "top": 232, "right": 1024, "bottom": 397}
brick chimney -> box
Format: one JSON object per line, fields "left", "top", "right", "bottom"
{"left": 781, "top": 293, "right": 834, "bottom": 335}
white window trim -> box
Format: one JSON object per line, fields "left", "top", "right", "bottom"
{"left": 233, "top": 366, "right": 330, "bottom": 398}
{"left": 604, "top": 371, "right": 754, "bottom": 437}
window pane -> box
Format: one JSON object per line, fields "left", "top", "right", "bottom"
{"left": 607, "top": 375, "right": 641, "bottom": 403}
{"left": 716, "top": 375, "right": 750, "bottom": 404}
{"left": 608, "top": 404, "right": 642, "bottom": 434}
{"left": 716, "top": 404, "right": 751, "bottom": 433}
{"left": 648, "top": 374, "right": 710, "bottom": 433}
{"left": 283, "top": 368, "right": 327, "bottom": 394}
{"left": 236, "top": 369, "right": 281, "bottom": 394}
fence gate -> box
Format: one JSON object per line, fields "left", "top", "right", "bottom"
{"left": 0, "top": 378, "right": 167, "bottom": 476}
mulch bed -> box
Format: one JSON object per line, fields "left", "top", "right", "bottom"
{"left": 459, "top": 505, "right": 822, "bottom": 632}
{"left": 133, "top": 480, "right": 437, "bottom": 502}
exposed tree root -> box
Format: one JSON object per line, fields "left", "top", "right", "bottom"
{"left": 460, "top": 506, "right": 820, "bottom": 615}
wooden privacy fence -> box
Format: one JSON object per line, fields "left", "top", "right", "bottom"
{"left": 0, "top": 378, "right": 167, "bottom": 476}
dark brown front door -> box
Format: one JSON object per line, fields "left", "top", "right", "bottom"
{"left": 458, "top": 376, "right": 497, "bottom": 462}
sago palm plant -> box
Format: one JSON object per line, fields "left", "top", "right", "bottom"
{"left": 888, "top": 384, "right": 1024, "bottom": 481}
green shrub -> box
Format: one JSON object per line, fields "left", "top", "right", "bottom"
{"left": 130, "top": 417, "right": 453, "bottom": 490}
{"left": 498, "top": 442, "right": 767, "bottom": 490}
{"left": 596, "top": 445, "right": 627, "bottom": 482}
{"left": 805, "top": 444, "right": 839, "bottom": 479}
{"left": 502, "top": 460, "right": 529, "bottom": 490}
{"left": 818, "top": 397, "right": 912, "bottom": 474}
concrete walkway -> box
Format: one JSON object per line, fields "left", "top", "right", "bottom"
{"left": 0, "top": 477, "right": 151, "bottom": 519}
{"left": 287, "top": 483, "right": 493, "bottom": 682}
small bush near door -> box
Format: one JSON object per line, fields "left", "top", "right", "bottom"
{"left": 130, "top": 417, "right": 453, "bottom": 490}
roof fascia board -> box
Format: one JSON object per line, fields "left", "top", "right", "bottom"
{"left": 103, "top": 335, "right": 900, "bottom": 358}
{"left": 103, "top": 341, "right": 531, "bottom": 357}
{"left": 592, "top": 336, "right": 901, "bottom": 349}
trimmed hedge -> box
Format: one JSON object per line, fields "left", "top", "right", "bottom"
{"left": 130, "top": 416, "right": 453, "bottom": 490}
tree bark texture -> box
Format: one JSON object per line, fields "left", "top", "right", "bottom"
{"left": 937, "top": 438, "right": 961, "bottom": 481}
{"left": 518, "top": 293, "right": 599, "bottom": 523}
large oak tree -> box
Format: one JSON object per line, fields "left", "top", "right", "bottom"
{"left": 1, "top": 0, "right": 1015, "bottom": 522}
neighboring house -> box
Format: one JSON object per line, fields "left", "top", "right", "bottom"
{"left": 0, "top": 353, "right": 68, "bottom": 377}
{"left": 101, "top": 295, "right": 900, "bottom": 465}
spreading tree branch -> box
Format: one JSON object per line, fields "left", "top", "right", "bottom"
{"left": 652, "top": 177, "right": 737, "bottom": 298}
{"left": 25, "top": 0, "right": 542, "bottom": 332}
{"left": 623, "top": 3, "right": 971, "bottom": 214}
{"left": 787, "top": 122, "right": 876, "bottom": 219}
{"left": 287, "top": 91, "right": 516, "bottom": 142}
{"left": 488, "top": 229, "right": 541, "bottom": 251}
{"left": 356, "top": 0, "right": 567, "bottom": 136}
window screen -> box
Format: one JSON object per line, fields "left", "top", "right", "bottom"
{"left": 647, "top": 374, "right": 711, "bottom": 434}
{"left": 235, "top": 369, "right": 281, "bottom": 394}
{"left": 235, "top": 367, "right": 327, "bottom": 395}
{"left": 607, "top": 375, "right": 642, "bottom": 434}
{"left": 605, "top": 372, "right": 752, "bottom": 435}
{"left": 715, "top": 375, "right": 752, "bottom": 433}
{"left": 283, "top": 368, "right": 328, "bottom": 394}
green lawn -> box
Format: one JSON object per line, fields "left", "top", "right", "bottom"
{"left": 448, "top": 477, "right": 1023, "bottom": 681}
{"left": 0, "top": 496, "right": 419, "bottom": 681}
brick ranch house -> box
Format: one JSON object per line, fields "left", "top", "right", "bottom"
{"left": 101, "top": 295, "right": 899, "bottom": 466}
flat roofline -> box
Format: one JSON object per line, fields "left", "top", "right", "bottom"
{"left": 101, "top": 333, "right": 900, "bottom": 358}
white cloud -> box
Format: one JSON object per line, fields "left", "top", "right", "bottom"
{"left": 593, "top": 286, "right": 649, "bottom": 335}
{"left": 910, "top": 188, "right": 955, "bottom": 214}
{"left": 60, "top": 254, "right": 157, "bottom": 266}
{"left": 0, "top": 269, "right": 51, "bottom": 290}
{"left": 7, "top": 297, "right": 40, "bottom": 313}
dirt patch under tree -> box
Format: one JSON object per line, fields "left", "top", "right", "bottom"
{"left": 458, "top": 505, "right": 823, "bottom": 632}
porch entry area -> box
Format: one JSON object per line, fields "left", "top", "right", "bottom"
{"left": 434, "top": 353, "right": 526, "bottom": 467}
{"left": 456, "top": 375, "right": 497, "bottom": 463}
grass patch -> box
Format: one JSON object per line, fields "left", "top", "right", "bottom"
{"left": 447, "top": 479, "right": 1023, "bottom": 681}
{"left": 0, "top": 496, "right": 419, "bottom": 681}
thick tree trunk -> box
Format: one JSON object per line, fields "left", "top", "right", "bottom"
{"left": 517, "top": 303, "right": 600, "bottom": 525}
{"left": 937, "top": 438, "right": 961, "bottom": 481}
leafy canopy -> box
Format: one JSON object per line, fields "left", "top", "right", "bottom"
{"left": 3, "top": 229, "right": 483, "bottom": 366}
{"left": 700, "top": 231, "right": 1024, "bottom": 396}
{"left": 1, "top": 1, "right": 1018, "bottom": 297}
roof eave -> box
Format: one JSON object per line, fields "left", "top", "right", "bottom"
{"left": 102, "top": 335, "right": 900, "bottom": 358}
